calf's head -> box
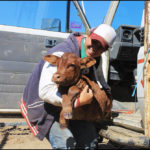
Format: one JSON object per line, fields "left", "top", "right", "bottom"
{"left": 43, "top": 52, "right": 96, "bottom": 86}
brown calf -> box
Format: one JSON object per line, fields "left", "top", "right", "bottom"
{"left": 43, "top": 52, "right": 112, "bottom": 128}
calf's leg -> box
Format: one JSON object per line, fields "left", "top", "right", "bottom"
{"left": 59, "top": 86, "right": 80, "bottom": 128}
{"left": 62, "top": 86, "right": 80, "bottom": 120}
{"left": 59, "top": 110, "right": 68, "bottom": 129}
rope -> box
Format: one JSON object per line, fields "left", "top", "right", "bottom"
{"left": 132, "top": 48, "right": 150, "bottom": 97}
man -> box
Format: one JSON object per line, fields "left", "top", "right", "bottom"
{"left": 20, "top": 24, "right": 116, "bottom": 149}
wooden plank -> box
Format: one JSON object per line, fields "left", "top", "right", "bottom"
{"left": 107, "top": 126, "right": 144, "bottom": 137}
{"left": 99, "top": 127, "right": 150, "bottom": 148}
{"left": 144, "top": 1, "right": 150, "bottom": 137}
{"left": 113, "top": 118, "right": 143, "bottom": 132}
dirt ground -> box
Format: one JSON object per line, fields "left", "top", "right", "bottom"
{"left": 0, "top": 118, "right": 51, "bottom": 149}
{"left": 0, "top": 117, "right": 135, "bottom": 149}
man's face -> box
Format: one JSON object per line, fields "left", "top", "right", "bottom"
{"left": 84, "top": 36, "right": 106, "bottom": 58}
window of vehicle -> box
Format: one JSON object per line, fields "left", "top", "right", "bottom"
{"left": 112, "top": 1, "right": 144, "bottom": 30}
{"left": 0, "top": 1, "right": 67, "bottom": 32}
{"left": 0, "top": 1, "right": 111, "bottom": 34}
{"left": 69, "top": 1, "right": 110, "bottom": 33}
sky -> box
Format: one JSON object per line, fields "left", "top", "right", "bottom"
{"left": 0, "top": 1, "right": 145, "bottom": 33}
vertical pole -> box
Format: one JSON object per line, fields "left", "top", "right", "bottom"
{"left": 144, "top": 1, "right": 150, "bottom": 137}
{"left": 66, "top": 1, "right": 70, "bottom": 33}
{"left": 73, "top": 1, "right": 91, "bottom": 33}
{"left": 102, "top": 1, "right": 119, "bottom": 82}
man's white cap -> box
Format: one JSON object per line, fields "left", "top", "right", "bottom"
{"left": 90, "top": 24, "right": 116, "bottom": 49}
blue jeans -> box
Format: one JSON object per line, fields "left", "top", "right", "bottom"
{"left": 46, "top": 120, "right": 99, "bottom": 149}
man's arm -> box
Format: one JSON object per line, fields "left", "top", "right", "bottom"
{"left": 74, "top": 85, "right": 93, "bottom": 108}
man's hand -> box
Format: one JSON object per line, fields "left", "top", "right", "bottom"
{"left": 74, "top": 85, "right": 93, "bottom": 107}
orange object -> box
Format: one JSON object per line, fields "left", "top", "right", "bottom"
{"left": 113, "top": 109, "right": 134, "bottom": 114}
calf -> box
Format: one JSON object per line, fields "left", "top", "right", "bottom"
{"left": 43, "top": 52, "right": 112, "bottom": 128}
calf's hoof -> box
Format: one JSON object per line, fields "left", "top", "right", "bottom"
{"left": 64, "top": 112, "right": 73, "bottom": 119}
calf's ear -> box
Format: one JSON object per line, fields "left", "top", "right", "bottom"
{"left": 80, "top": 57, "right": 96, "bottom": 69}
{"left": 43, "top": 54, "right": 60, "bottom": 66}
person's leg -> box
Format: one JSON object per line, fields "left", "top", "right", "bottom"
{"left": 69, "top": 120, "right": 99, "bottom": 149}
{"left": 46, "top": 121, "right": 76, "bottom": 149}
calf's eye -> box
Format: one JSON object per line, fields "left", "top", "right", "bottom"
{"left": 67, "top": 64, "right": 75, "bottom": 69}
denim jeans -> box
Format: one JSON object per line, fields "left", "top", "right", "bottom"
{"left": 46, "top": 120, "right": 99, "bottom": 149}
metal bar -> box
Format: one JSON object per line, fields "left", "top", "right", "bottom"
{"left": 103, "top": 1, "right": 120, "bottom": 25}
{"left": 81, "top": 1, "right": 86, "bottom": 15}
{"left": 72, "top": 1, "right": 91, "bottom": 33}
{"left": 102, "top": 1, "right": 120, "bottom": 82}
{"left": 66, "top": 1, "right": 71, "bottom": 32}
{"left": 0, "top": 109, "right": 21, "bottom": 114}
{"left": 144, "top": 1, "right": 150, "bottom": 137}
